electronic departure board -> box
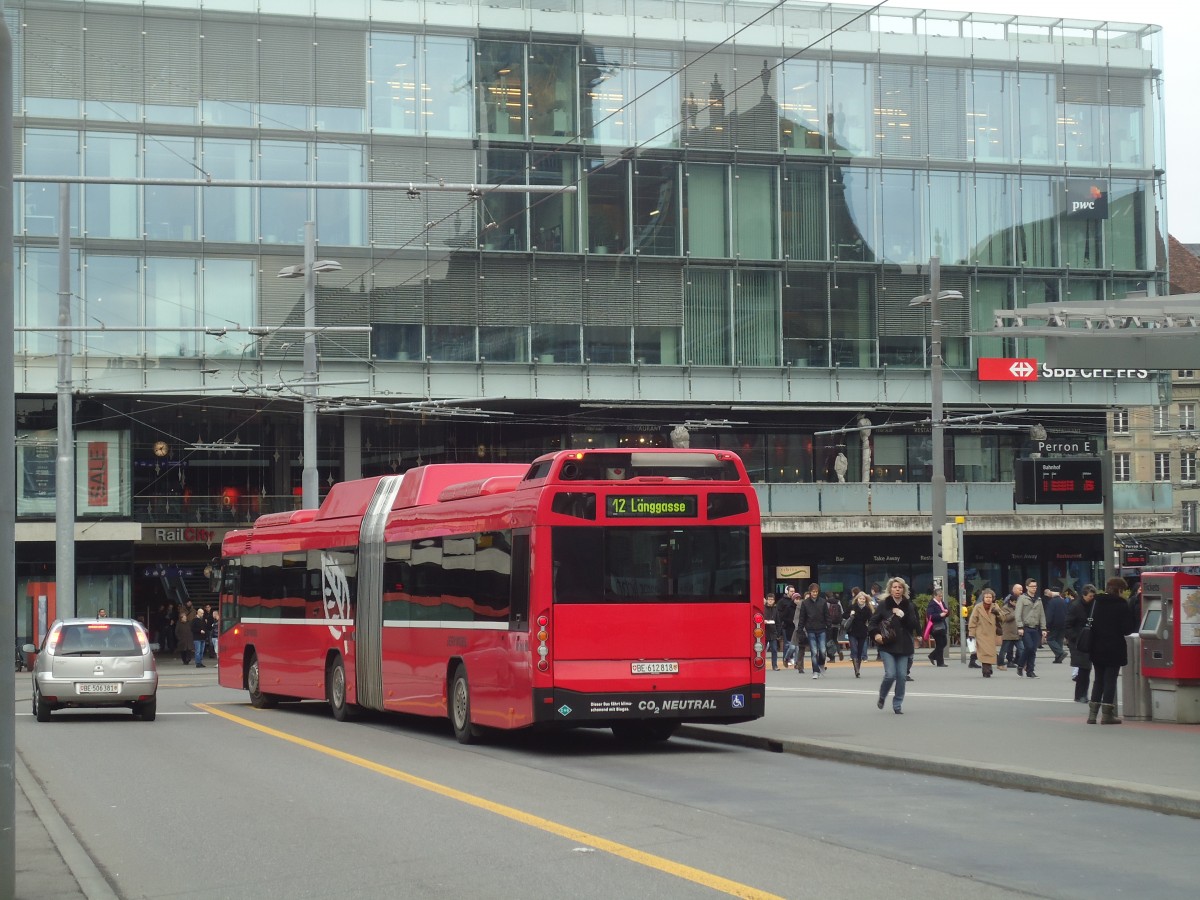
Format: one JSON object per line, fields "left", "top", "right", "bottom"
{"left": 1015, "top": 457, "right": 1103, "bottom": 505}
{"left": 606, "top": 494, "right": 698, "bottom": 518}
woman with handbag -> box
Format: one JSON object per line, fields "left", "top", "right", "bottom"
{"left": 1086, "top": 577, "right": 1138, "bottom": 724}
{"left": 925, "top": 586, "right": 951, "bottom": 667}
{"left": 967, "top": 588, "right": 1001, "bottom": 677}
{"left": 1065, "top": 585, "right": 1097, "bottom": 702}
{"left": 868, "top": 577, "right": 919, "bottom": 714}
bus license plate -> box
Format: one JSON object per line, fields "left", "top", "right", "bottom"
{"left": 632, "top": 662, "right": 678, "bottom": 674}
{"left": 77, "top": 682, "right": 119, "bottom": 694}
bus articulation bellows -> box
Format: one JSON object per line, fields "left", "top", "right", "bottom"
{"left": 216, "top": 448, "right": 766, "bottom": 743}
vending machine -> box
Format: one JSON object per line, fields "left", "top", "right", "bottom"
{"left": 1139, "top": 571, "right": 1200, "bottom": 723}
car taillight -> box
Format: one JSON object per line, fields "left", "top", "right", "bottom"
{"left": 752, "top": 612, "right": 765, "bottom": 669}
{"left": 536, "top": 613, "right": 550, "bottom": 672}
{"left": 46, "top": 630, "right": 60, "bottom": 653}
{"left": 136, "top": 630, "right": 149, "bottom": 650}
{"left": 87, "top": 624, "right": 111, "bottom": 630}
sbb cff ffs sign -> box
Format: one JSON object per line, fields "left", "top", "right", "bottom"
{"left": 1015, "top": 458, "right": 1103, "bottom": 505}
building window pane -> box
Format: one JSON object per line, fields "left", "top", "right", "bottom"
{"left": 969, "top": 70, "right": 1013, "bottom": 162}
{"left": 783, "top": 271, "right": 828, "bottom": 367}
{"left": 971, "top": 173, "right": 1013, "bottom": 267}
{"left": 478, "top": 41, "right": 526, "bottom": 140}
{"left": 1180, "top": 404, "right": 1195, "bottom": 432}
{"left": 528, "top": 44, "right": 576, "bottom": 141}
{"left": 1154, "top": 451, "right": 1170, "bottom": 482}
{"left": 830, "top": 272, "right": 875, "bottom": 368}
{"left": 85, "top": 132, "right": 138, "bottom": 239}
{"left": 1113, "top": 409, "right": 1129, "bottom": 434}
{"left": 532, "top": 324, "right": 580, "bottom": 364}
{"left": 684, "top": 164, "right": 727, "bottom": 258}
{"left": 480, "top": 150, "right": 528, "bottom": 251}
{"left": 1113, "top": 452, "right": 1131, "bottom": 482}
{"left": 1017, "top": 173, "right": 1055, "bottom": 267}
{"left": 22, "top": 248, "right": 80, "bottom": 356}
{"left": 584, "top": 157, "right": 627, "bottom": 254}
{"left": 369, "top": 33, "right": 419, "bottom": 135}
{"left": 631, "top": 161, "right": 678, "bottom": 256}
{"left": 830, "top": 61, "right": 873, "bottom": 156}
{"left": 202, "top": 139, "right": 253, "bottom": 242}
{"left": 733, "top": 165, "right": 776, "bottom": 260}
{"left": 1017, "top": 71, "right": 1055, "bottom": 163}
{"left": 146, "top": 257, "right": 197, "bottom": 358}
{"left": 480, "top": 326, "right": 527, "bottom": 362}
{"left": 424, "top": 37, "right": 473, "bottom": 138}
{"left": 145, "top": 136, "right": 197, "bottom": 241}
{"left": 316, "top": 144, "right": 365, "bottom": 246}
{"left": 782, "top": 165, "right": 825, "bottom": 260}
{"left": 1182, "top": 451, "right": 1197, "bottom": 484}
{"left": 260, "top": 140, "right": 309, "bottom": 244}
{"left": 1154, "top": 405, "right": 1169, "bottom": 432}
{"left": 780, "top": 58, "right": 825, "bottom": 154}
{"left": 634, "top": 326, "right": 680, "bottom": 365}
{"left": 830, "top": 165, "right": 876, "bottom": 262}
{"left": 427, "top": 325, "right": 474, "bottom": 361}
{"left": 584, "top": 325, "right": 630, "bottom": 363}
{"left": 684, "top": 268, "right": 729, "bottom": 366}
{"left": 734, "top": 269, "right": 779, "bottom": 366}
{"left": 24, "top": 130, "right": 80, "bottom": 237}
{"left": 532, "top": 152, "right": 579, "bottom": 253}
{"left": 202, "top": 259, "right": 255, "bottom": 359}
{"left": 84, "top": 255, "right": 140, "bottom": 357}
{"left": 1184, "top": 501, "right": 1199, "bottom": 532}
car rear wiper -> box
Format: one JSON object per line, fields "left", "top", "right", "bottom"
{"left": 60, "top": 650, "right": 102, "bottom": 657}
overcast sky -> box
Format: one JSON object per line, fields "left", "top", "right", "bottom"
{"left": 889, "top": 1, "right": 1199, "bottom": 244}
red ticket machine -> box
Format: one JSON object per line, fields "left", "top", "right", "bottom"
{"left": 1140, "top": 570, "right": 1200, "bottom": 723}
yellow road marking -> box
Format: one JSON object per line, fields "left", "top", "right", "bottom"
{"left": 197, "top": 702, "right": 780, "bottom": 899}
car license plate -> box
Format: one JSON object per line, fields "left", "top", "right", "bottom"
{"left": 631, "top": 661, "right": 678, "bottom": 674}
{"left": 77, "top": 682, "right": 120, "bottom": 694}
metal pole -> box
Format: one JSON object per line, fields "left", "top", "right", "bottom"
{"left": 930, "top": 257, "right": 948, "bottom": 599}
{"left": 1, "top": 5, "right": 17, "bottom": 892}
{"left": 957, "top": 519, "right": 967, "bottom": 663}
{"left": 1102, "top": 447, "right": 1115, "bottom": 584}
{"left": 302, "top": 222, "right": 319, "bottom": 510}
{"left": 56, "top": 184, "right": 76, "bottom": 618}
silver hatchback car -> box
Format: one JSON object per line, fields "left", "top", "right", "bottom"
{"left": 24, "top": 618, "right": 159, "bottom": 721}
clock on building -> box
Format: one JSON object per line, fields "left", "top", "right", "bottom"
{"left": 153, "top": 441, "right": 169, "bottom": 457}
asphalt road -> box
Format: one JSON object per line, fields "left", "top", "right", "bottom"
{"left": 13, "top": 667, "right": 1200, "bottom": 899}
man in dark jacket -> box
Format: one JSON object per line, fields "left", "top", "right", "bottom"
{"left": 778, "top": 587, "right": 798, "bottom": 670}
{"left": 796, "top": 583, "right": 830, "bottom": 679}
{"left": 1043, "top": 587, "right": 1069, "bottom": 663}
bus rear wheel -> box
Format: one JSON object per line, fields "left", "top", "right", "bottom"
{"left": 450, "top": 667, "right": 481, "bottom": 744}
{"left": 247, "top": 653, "right": 277, "bottom": 709}
{"left": 611, "top": 720, "right": 679, "bottom": 743}
{"left": 327, "top": 657, "right": 354, "bottom": 722}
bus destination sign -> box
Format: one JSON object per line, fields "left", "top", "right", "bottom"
{"left": 606, "top": 494, "right": 698, "bottom": 518}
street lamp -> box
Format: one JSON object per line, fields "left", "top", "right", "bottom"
{"left": 278, "top": 222, "right": 342, "bottom": 509}
{"left": 908, "top": 256, "right": 963, "bottom": 606}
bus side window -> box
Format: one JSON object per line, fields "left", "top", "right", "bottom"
{"left": 511, "top": 531, "right": 530, "bottom": 626}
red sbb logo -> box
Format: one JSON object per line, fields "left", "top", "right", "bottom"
{"left": 978, "top": 358, "right": 1038, "bottom": 381}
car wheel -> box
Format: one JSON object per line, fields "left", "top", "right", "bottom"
{"left": 134, "top": 697, "right": 157, "bottom": 721}
{"left": 326, "top": 656, "right": 353, "bottom": 722}
{"left": 33, "top": 683, "right": 52, "bottom": 723}
{"left": 247, "top": 653, "right": 277, "bottom": 709}
{"left": 450, "top": 666, "right": 481, "bottom": 745}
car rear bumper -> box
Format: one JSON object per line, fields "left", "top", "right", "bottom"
{"left": 35, "top": 673, "right": 159, "bottom": 706}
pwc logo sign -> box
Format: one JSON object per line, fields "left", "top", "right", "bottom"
{"left": 978, "top": 358, "right": 1038, "bottom": 381}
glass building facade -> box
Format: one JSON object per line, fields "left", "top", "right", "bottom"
{"left": 6, "top": 0, "right": 1175, "bottom": 626}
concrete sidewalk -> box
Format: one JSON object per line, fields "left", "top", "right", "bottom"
{"left": 684, "top": 648, "right": 1200, "bottom": 818}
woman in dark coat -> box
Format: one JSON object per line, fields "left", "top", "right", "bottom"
{"left": 1065, "top": 584, "right": 1097, "bottom": 703}
{"left": 845, "top": 591, "right": 874, "bottom": 678}
{"left": 1087, "top": 577, "right": 1138, "bottom": 724}
{"left": 868, "top": 576, "right": 919, "bottom": 714}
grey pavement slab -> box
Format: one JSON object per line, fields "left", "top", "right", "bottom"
{"left": 684, "top": 648, "right": 1200, "bottom": 817}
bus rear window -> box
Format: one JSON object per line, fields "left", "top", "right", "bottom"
{"left": 552, "top": 526, "right": 749, "bottom": 603}
{"left": 557, "top": 452, "right": 741, "bottom": 482}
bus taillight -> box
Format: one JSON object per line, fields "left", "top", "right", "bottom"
{"left": 536, "top": 614, "right": 550, "bottom": 671}
{"left": 752, "top": 612, "right": 765, "bottom": 669}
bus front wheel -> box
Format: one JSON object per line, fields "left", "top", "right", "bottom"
{"left": 247, "top": 653, "right": 277, "bottom": 709}
{"left": 450, "top": 667, "right": 481, "bottom": 744}
{"left": 327, "top": 656, "right": 354, "bottom": 722}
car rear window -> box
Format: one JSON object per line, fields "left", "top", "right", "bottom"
{"left": 56, "top": 624, "right": 141, "bottom": 657}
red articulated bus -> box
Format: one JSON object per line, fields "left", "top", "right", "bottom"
{"left": 217, "top": 448, "right": 766, "bottom": 743}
